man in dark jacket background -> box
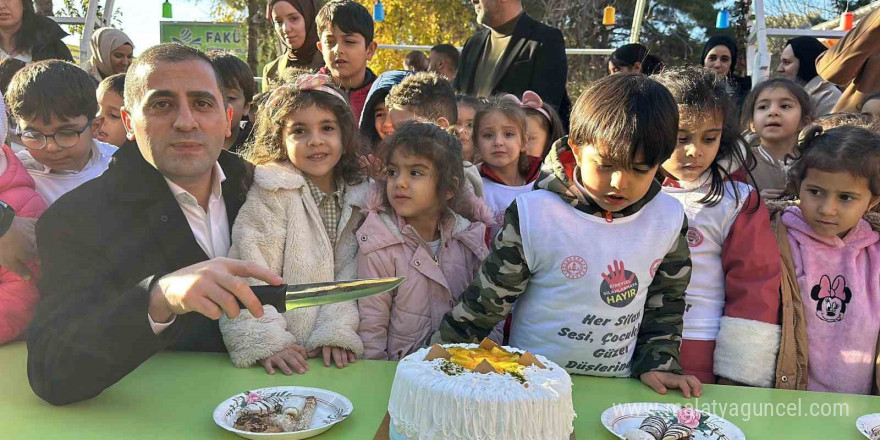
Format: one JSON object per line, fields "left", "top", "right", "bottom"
{"left": 26, "top": 43, "right": 281, "bottom": 406}
{"left": 454, "top": 0, "right": 570, "bottom": 123}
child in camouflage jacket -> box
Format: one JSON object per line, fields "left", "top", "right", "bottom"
{"left": 436, "top": 74, "right": 702, "bottom": 397}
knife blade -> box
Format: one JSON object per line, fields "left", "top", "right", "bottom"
{"left": 238, "top": 277, "right": 405, "bottom": 313}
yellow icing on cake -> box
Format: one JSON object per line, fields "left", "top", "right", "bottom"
{"left": 446, "top": 346, "right": 525, "bottom": 374}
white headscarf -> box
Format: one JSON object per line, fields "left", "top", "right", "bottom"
{"left": 89, "top": 27, "right": 134, "bottom": 78}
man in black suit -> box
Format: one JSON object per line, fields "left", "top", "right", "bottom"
{"left": 26, "top": 43, "right": 283, "bottom": 405}
{"left": 454, "top": 0, "right": 570, "bottom": 121}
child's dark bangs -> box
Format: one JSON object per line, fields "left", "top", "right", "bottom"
{"left": 21, "top": 94, "right": 95, "bottom": 126}
{"left": 385, "top": 135, "right": 437, "bottom": 165}
{"left": 575, "top": 114, "right": 653, "bottom": 169}
{"left": 327, "top": 6, "right": 373, "bottom": 44}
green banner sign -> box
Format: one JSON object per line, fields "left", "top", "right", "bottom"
{"left": 160, "top": 22, "right": 246, "bottom": 60}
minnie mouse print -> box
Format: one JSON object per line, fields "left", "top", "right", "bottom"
{"left": 810, "top": 275, "right": 853, "bottom": 323}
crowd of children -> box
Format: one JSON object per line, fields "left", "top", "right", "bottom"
{"left": 0, "top": 0, "right": 878, "bottom": 398}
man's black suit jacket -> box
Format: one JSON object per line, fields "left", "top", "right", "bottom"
{"left": 454, "top": 12, "right": 570, "bottom": 123}
{"left": 27, "top": 143, "right": 250, "bottom": 405}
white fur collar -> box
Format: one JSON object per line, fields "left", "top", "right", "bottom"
{"left": 253, "top": 161, "right": 308, "bottom": 191}
{"left": 253, "top": 161, "right": 369, "bottom": 211}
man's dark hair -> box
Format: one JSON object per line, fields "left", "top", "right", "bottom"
{"left": 206, "top": 50, "right": 256, "bottom": 105}
{"left": 404, "top": 51, "right": 429, "bottom": 72}
{"left": 6, "top": 60, "right": 97, "bottom": 125}
{"left": 569, "top": 73, "right": 678, "bottom": 168}
{"left": 97, "top": 73, "right": 126, "bottom": 98}
{"left": 0, "top": 57, "right": 26, "bottom": 95}
{"left": 385, "top": 72, "right": 458, "bottom": 124}
{"left": 430, "top": 44, "right": 460, "bottom": 70}
{"left": 315, "top": 0, "right": 374, "bottom": 45}
{"left": 124, "top": 43, "right": 225, "bottom": 110}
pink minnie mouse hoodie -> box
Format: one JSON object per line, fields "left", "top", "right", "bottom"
{"left": 0, "top": 144, "right": 47, "bottom": 344}
{"left": 782, "top": 206, "right": 880, "bottom": 394}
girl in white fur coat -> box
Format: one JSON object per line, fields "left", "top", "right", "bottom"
{"left": 219, "top": 75, "right": 368, "bottom": 375}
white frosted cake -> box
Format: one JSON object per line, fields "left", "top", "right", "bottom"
{"left": 387, "top": 339, "right": 575, "bottom": 440}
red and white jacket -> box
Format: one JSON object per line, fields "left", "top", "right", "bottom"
{"left": 0, "top": 144, "right": 47, "bottom": 344}
{"left": 662, "top": 173, "right": 781, "bottom": 387}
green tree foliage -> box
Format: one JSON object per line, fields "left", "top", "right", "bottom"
{"left": 353, "top": 0, "right": 477, "bottom": 74}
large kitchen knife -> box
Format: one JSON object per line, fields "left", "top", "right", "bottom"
{"left": 240, "top": 277, "right": 405, "bottom": 313}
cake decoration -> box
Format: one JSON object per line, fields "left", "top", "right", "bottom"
{"left": 388, "top": 342, "right": 575, "bottom": 440}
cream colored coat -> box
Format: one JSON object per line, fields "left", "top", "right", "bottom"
{"left": 219, "top": 161, "right": 369, "bottom": 368}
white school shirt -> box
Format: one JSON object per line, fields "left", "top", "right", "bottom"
{"left": 662, "top": 177, "right": 753, "bottom": 340}
{"left": 17, "top": 140, "right": 117, "bottom": 205}
{"left": 510, "top": 189, "right": 685, "bottom": 376}
{"left": 149, "top": 162, "right": 230, "bottom": 334}
{"left": 482, "top": 178, "right": 534, "bottom": 239}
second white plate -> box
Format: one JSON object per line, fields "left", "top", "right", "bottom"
{"left": 213, "top": 386, "right": 353, "bottom": 440}
{"left": 601, "top": 402, "right": 745, "bottom": 440}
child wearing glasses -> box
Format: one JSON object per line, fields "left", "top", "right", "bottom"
{"left": 7, "top": 60, "right": 117, "bottom": 205}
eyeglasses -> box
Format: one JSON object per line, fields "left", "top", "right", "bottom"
{"left": 16, "top": 119, "right": 93, "bottom": 150}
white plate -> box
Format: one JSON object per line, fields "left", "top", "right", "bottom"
{"left": 856, "top": 413, "right": 880, "bottom": 440}
{"left": 213, "top": 386, "right": 353, "bottom": 440}
{"left": 601, "top": 402, "right": 745, "bottom": 440}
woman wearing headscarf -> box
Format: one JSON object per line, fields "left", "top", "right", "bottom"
{"left": 262, "top": 0, "right": 324, "bottom": 91}
{"left": 82, "top": 27, "right": 133, "bottom": 82}
{"left": 701, "top": 35, "right": 751, "bottom": 111}
{"left": 0, "top": 0, "right": 72, "bottom": 63}
{"left": 776, "top": 36, "right": 841, "bottom": 116}
{"left": 607, "top": 43, "right": 649, "bottom": 74}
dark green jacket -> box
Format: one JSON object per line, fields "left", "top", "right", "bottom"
{"left": 438, "top": 137, "right": 691, "bottom": 376}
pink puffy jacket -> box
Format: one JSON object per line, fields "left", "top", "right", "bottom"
{"left": 0, "top": 144, "right": 47, "bottom": 344}
{"left": 356, "top": 187, "right": 495, "bottom": 360}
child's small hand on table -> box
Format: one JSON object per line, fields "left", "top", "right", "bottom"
{"left": 640, "top": 371, "right": 702, "bottom": 397}
{"left": 308, "top": 346, "right": 357, "bottom": 369}
{"left": 262, "top": 344, "right": 310, "bottom": 375}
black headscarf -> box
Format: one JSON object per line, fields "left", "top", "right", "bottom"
{"left": 609, "top": 43, "right": 649, "bottom": 69}
{"left": 701, "top": 35, "right": 738, "bottom": 78}
{"left": 785, "top": 36, "right": 827, "bottom": 83}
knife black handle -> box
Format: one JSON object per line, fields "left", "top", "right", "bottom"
{"left": 234, "top": 284, "right": 287, "bottom": 313}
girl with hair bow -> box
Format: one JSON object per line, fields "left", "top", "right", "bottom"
{"left": 219, "top": 73, "right": 370, "bottom": 376}
{"left": 474, "top": 94, "right": 544, "bottom": 240}
{"left": 509, "top": 90, "right": 565, "bottom": 159}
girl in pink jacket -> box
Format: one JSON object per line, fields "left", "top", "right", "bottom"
{"left": 782, "top": 125, "right": 879, "bottom": 394}
{"left": 357, "top": 122, "right": 497, "bottom": 360}
{"left": 0, "top": 142, "right": 47, "bottom": 344}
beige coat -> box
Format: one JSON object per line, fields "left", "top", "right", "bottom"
{"left": 804, "top": 75, "right": 842, "bottom": 117}
{"left": 219, "top": 161, "right": 369, "bottom": 367}
{"left": 816, "top": 8, "right": 880, "bottom": 113}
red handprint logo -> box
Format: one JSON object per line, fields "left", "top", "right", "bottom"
{"left": 602, "top": 260, "right": 635, "bottom": 293}
{"left": 599, "top": 259, "right": 639, "bottom": 308}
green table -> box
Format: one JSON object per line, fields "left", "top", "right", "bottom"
{"left": 1, "top": 342, "right": 877, "bottom": 439}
